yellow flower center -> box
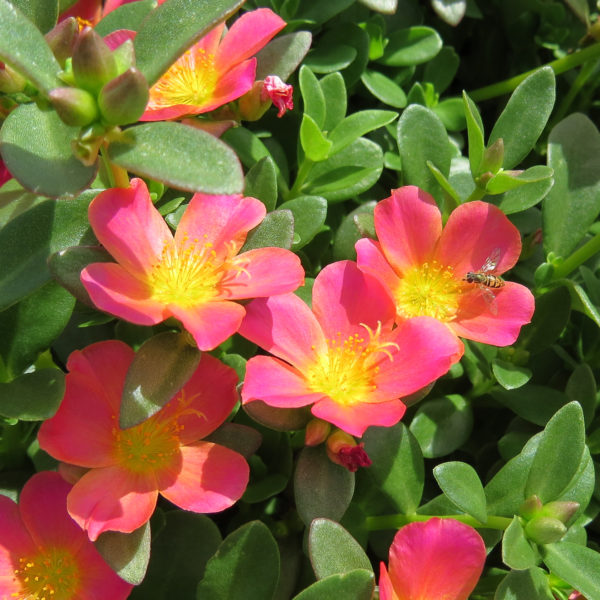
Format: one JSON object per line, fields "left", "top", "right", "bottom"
{"left": 395, "top": 261, "right": 462, "bottom": 321}
{"left": 12, "top": 548, "right": 80, "bottom": 600}
{"left": 148, "top": 48, "right": 218, "bottom": 109}
{"left": 305, "top": 323, "right": 398, "bottom": 406}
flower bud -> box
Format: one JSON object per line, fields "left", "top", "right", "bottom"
{"left": 326, "top": 430, "right": 372, "bottom": 472}
{"left": 261, "top": 75, "right": 294, "bottom": 117}
{"left": 478, "top": 138, "right": 504, "bottom": 175}
{"left": 45, "top": 17, "right": 79, "bottom": 67}
{"left": 71, "top": 123, "right": 105, "bottom": 166}
{"left": 238, "top": 81, "right": 271, "bottom": 122}
{"left": 540, "top": 501, "right": 579, "bottom": 525}
{"left": 49, "top": 86, "right": 99, "bottom": 126}
{"left": 0, "top": 63, "right": 26, "bottom": 94}
{"left": 98, "top": 67, "right": 149, "bottom": 125}
{"left": 304, "top": 419, "right": 331, "bottom": 446}
{"left": 524, "top": 515, "right": 567, "bottom": 544}
{"left": 72, "top": 27, "right": 117, "bottom": 94}
{"left": 519, "top": 495, "right": 543, "bottom": 520}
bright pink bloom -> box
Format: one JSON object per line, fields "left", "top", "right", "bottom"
{"left": 0, "top": 471, "right": 132, "bottom": 599}
{"left": 239, "top": 261, "right": 462, "bottom": 437}
{"left": 141, "top": 9, "right": 286, "bottom": 121}
{"left": 38, "top": 340, "right": 249, "bottom": 541}
{"left": 0, "top": 157, "right": 12, "bottom": 187}
{"left": 60, "top": 0, "right": 146, "bottom": 24}
{"left": 379, "top": 518, "right": 486, "bottom": 600}
{"left": 80, "top": 178, "right": 304, "bottom": 350}
{"left": 356, "top": 186, "right": 535, "bottom": 348}
{"left": 261, "top": 75, "right": 294, "bottom": 117}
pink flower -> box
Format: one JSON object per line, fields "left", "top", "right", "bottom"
{"left": 239, "top": 260, "right": 462, "bottom": 437}
{"left": 0, "top": 471, "right": 132, "bottom": 599}
{"left": 140, "top": 9, "right": 286, "bottom": 121}
{"left": 38, "top": 340, "right": 249, "bottom": 541}
{"left": 80, "top": 178, "right": 304, "bottom": 350}
{"left": 379, "top": 518, "right": 486, "bottom": 600}
{"left": 261, "top": 75, "right": 294, "bottom": 117}
{"left": 0, "top": 157, "right": 12, "bottom": 187}
{"left": 60, "top": 0, "right": 147, "bottom": 24}
{"left": 356, "top": 186, "right": 535, "bottom": 348}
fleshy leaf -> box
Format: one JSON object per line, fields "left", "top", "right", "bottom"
{"left": 0, "top": 369, "right": 64, "bottom": 420}
{"left": 292, "top": 570, "right": 374, "bottom": 600}
{"left": 255, "top": 31, "right": 313, "bottom": 81}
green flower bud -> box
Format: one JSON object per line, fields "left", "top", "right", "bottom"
{"left": 0, "top": 64, "right": 26, "bottom": 94}
{"left": 519, "top": 495, "right": 543, "bottom": 520}
{"left": 49, "top": 87, "right": 99, "bottom": 127}
{"left": 524, "top": 516, "right": 567, "bottom": 545}
{"left": 45, "top": 17, "right": 78, "bottom": 67}
{"left": 540, "top": 501, "right": 580, "bottom": 525}
{"left": 534, "top": 262, "right": 555, "bottom": 287}
{"left": 479, "top": 138, "right": 504, "bottom": 175}
{"left": 98, "top": 67, "right": 149, "bottom": 125}
{"left": 72, "top": 27, "right": 117, "bottom": 94}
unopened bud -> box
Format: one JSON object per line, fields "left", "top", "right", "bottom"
{"left": 45, "top": 17, "right": 79, "bottom": 67}
{"left": 524, "top": 515, "right": 567, "bottom": 544}
{"left": 49, "top": 86, "right": 99, "bottom": 126}
{"left": 540, "top": 501, "right": 579, "bottom": 525}
{"left": 479, "top": 138, "right": 504, "bottom": 175}
{"left": 305, "top": 419, "right": 331, "bottom": 446}
{"left": 72, "top": 27, "right": 117, "bottom": 94}
{"left": 519, "top": 495, "right": 543, "bottom": 520}
{"left": 238, "top": 80, "right": 270, "bottom": 121}
{"left": 71, "top": 123, "right": 105, "bottom": 166}
{"left": 261, "top": 75, "right": 294, "bottom": 118}
{"left": 98, "top": 67, "right": 148, "bottom": 125}
{"left": 0, "top": 63, "right": 26, "bottom": 94}
{"left": 326, "top": 430, "right": 372, "bottom": 472}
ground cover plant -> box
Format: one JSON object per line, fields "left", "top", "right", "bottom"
{"left": 0, "top": 0, "right": 600, "bottom": 598}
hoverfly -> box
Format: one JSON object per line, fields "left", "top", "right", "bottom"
{"left": 463, "top": 248, "right": 504, "bottom": 315}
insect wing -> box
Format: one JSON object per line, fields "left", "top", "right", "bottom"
{"left": 479, "top": 285, "right": 498, "bottom": 315}
{"left": 479, "top": 247, "right": 501, "bottom": 273}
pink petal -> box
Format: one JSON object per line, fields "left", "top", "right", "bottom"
{"left": 59, "top": 0, "right": 101, "bottom": 22}
{"left": 139, "top": 103, "right": 200, "bottom": 122}
{"left": 202, "top": 59, "right": 257, "bottom": 111}
{"left": 312, "top": 397, "right": 407, "bottom": 437}
{"left": 103, "top": 29, "right": 136, "bottom": 51}
{"left": 374, "top": 187, "right": 441, "bottom": 275}
{"left": 175, "top": 193, "right": 265, "bottom": 258}
{"left": 378, "top": 563, "right": 398, "bottom": 600}
{"left": 103, "top": 0, "right": 139, "bottom": 15}
{"left": 386, "top": 518, "right": 486, "bottom": 600}
{"left": 355, "top": 238, "right": 403, "bottom": 296}
{"left": 81, "top": 262, "right": 167, "bottom": 325}
{"left": 238, "top": 295, "right": 327, "bottom": 368}
{"left": 312, "top": 261, "right": 396, "bottom": 340}
{"left": 452, "top": 281, "right": 535, "bottom": 346}
{"left": 0, "top": 492, "right": 34, "bottom": 562}
{"left": 215, "top": 9, "right": 286, "bottom": 73}
{"left": 194, "top": 23, "right": 226, "bottom": 56}
{"left": 88, "top": 178, "right": 173, "bottom": 279}
{"left": 38, "top": 341, "right": 134, "bottom": 468}
{"left": 242, "top": 355, "right": 324, "bottom": 408}
{"left": 222, "top": 247, "right": 304, "bottom": 299}
{"left": 435, "top": 201, "right": 522, "bottom": 276}
{"left": 158, "top": 442, "right": 249, "bottom": 512}
{"left": 67, "top": 466, "right": 158, "bottom": 541}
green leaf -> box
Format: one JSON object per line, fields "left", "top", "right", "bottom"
{"left": 485, "top": 166, "right": 553, "bottom": 195}
{"left": 432, "top": 97, "right": 466, "bottom": 132}
{"left": 320, "top": 72, "right": 347, "bottom": 132}
{"left": 0, "top": 0, "right": 62, "bottom": 93}
{"left": 8, "top": 0, "right": 58, "bottom": 33}
{"left": 131, "top": 512, "right": 221, "bottom": 600}
{"left": 299, "top": 65, "right": 326, "bottom": 128}
{"left": 0, "top": 369, "right": 64, "bottom": 420}
{"left": 543, "top": 542, "right": 600, "bottom": 600}
{"left": 409, "top": 394, "right": 473, "bottom": 458}
{"left": 95, "top": 523, "right": 150, "bottom": 585}
{"left": 362, "top": 423, "right": 424, "bottom": 514}
{"left": 300, "top": 114, "right": 332, "bottom": 162}
{"left": 255, "top": 31, "right": 313, "bottom": 81}
{"left": 491, "top": 385, "right": 569, "bottom": 426}
{"left": 566, "top": 364, "right": 596, "bottom": 426}
{"left": 525, "top": 402, "right": 586, "bottom": 503}
{"left": 563, "top": 0, "right": 589, "bottom": 23}
{"left": 243, "top": 400, "right": 311, "bottom": 432}
{"left": 292, "top": 570, "right": 374, "bottom": 600}
{"left": 542, "top": 113, "right": 600, "bottom": 257}
{"left": 303, "top": 44, "right": 357, "bottom": 74}
{"left": 433, "top": 461, "right": 487, "bottom": 523}
{"left": 94, "top": 0, "right": 155, "bottom": 36}
{"left": 496, "top": 175, "right": 554, "bottom": 214}
{"left": 308, "top": 519, "right": 371, "bottom": 580}
{"left": 119, "top": 331, "right": 202, "bottom": 428}
{"left": 423, "top": 46, "right": 459, "bottom": 94}
{"left": 492, "top": 359, "right": 532, "bottom": 390}
{"left": 502, "top": 516, "right": 539, "bottom": 570}
{"left": 360, "top": 70, "right": 407, "bottom": 109}
{"left": 241, "top": 209, "right": 294, "bottom": 251}
{"left": 463, "top": 91, "right": 485, "bottom": 176}
{"left": 295, "top": 0, "right": 354, "bottom": 25}
{"left": 107, "top": 122, "right": 244, "bottom": 194}
{"left": 294, "top": 446, "right": 354, "bottom": 526}
{"left": 332, "top": 202, "right": 376, "bottom": 261}
{"left": 0, "top": 192, "right": 94, "bottom": 311}
{"left": 245, "top": 157, "right": 278, "bottom": 212}
{"left": 196, "top": 521, "right": 280, "bottom": 600}
{"left": 427, "top": 161, "right": 461, "bottom": 207}
{"left": 495, "top": 567, "right": 555, "bottom": 600}
{"left": 0, "top": 104, "right": 98, "bottom": 197}
{"left": 397, "top": 105, "right": 452, "bottom": 201}
{"left": 488, "top": 67, "right": 556, "bottom": 169}
{"left": 134, "top": 0, "right": 245, "bottom": 86}
{"left": 378, "top": 26, "right": 442, "bottom": 66}
{"left": 329, "top": 110, "right": 397, "bottom": 154}
{"left": 278, "top": 195, "right": 327, "bottom": 250}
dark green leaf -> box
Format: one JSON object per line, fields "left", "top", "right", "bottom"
{"left": 494, "top": 567, "right": 555, "bottom": 600}
{"left": 94, "top": 0, "right": 155, "bottom": 36}
{"left": 432, "top": 97, "right": 466, "bottom": 132}
{"left": 120, "top": 331, "right": 202, "bottom": 428}
{"left": 0, "top": 369, "right": 64, "bottom": 420}
{"left": 329, "top": 110, "right": 397, "bottom": 154}
{"left": 107, "top": 122, "right": 244, "bottom": 194}
{"left": 423, "top": 46, "right": 459, "bottom": 94}
{"left": 491, "top": 385, "right": 569, "bottom": 426}
{"left": 245, "top": 157, "right": 278, "bottom": 212}
{"left": 8, "top": 0, "right": 58, "bottom": 33}
{"left": 497, "top": 175, "right": 554, "bottom": 214}
{"left": 197, "top": 521, "right": 280, "bottom": 600}
{"left": 378, "top": 26, "right": 442, "bottom": 66}
{"left": 0, "top": 104, "right": 98, "bottom": 197}
{"left": 205, "top": 422, "right": 261, "bottom": 460}
{"left": 292, "top": 569, "right": 374, "bottom": 600}
{"left": 360, "top": 70, "right": 407, "bottom": 109}
{"left": 303, "top": 44, "right": 357, "bottom": 74}
{"left": 255, "top": 31, "right": 313, "bottom": 81}
{"left": 492, "top": 359, "right": 532, "bottom": 390}
{"left": 278, "top": 195, "right": 327, "bottom": 250}
{"left": 242, "top": 209, "right": 295, "bottom": 251}
{"left": 320, "top": 72, "right": 347, "bottom": 132}
{"left": 566, "top": 364, "right": 596, "bottom": 426}
{"left": 243, "top": 400, "right": 311, "bottom": 432}
{"left": 332, "top": 202, "right": 376, "bottom": 261}
{"left": 502, "top": 516, "right": 539, "bottom": 570}
{"left": 295, "top": 0, "right": 354, "bottom": 25}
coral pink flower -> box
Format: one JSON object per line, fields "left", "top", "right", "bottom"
{"left": 239, "top": 261, "right": 462, "bottom": 437}
{"left": 356, "top": 186, "right": 535, "bottom": 348}
{"left": 38, "top": 340, "right": 249, "bottom": 541}
{"left": 140, "top": 8, "right": 286, "bottom": 121}
{"left": 80, "top": 178, "right": 304, "bottom": 350}
{"left": 261, "top": 75, "right": 294, "bottom": 117}
{"left": 60, "top": 0, "right": 147, "bottom": 24}
{"left": 0, "top": 471, "right": 132, "bottom": 599}
{"left": 0, "top": 157, "right": 12, "bottom": 187}
{"left": 379, "top": 518, "right": 486, "bottom": 600}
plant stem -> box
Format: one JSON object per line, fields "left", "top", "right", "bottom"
{"left": 551, "top": 232, "right": 600, "bottom": 280}
{"left": 366, "top": 513, "right": 513, "bottom": 531}
{"left": 287, "top": 158, "right": 313, "bottom": 199}
{"left": 470, "top": 43, "right": 600, "bottom": 101}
